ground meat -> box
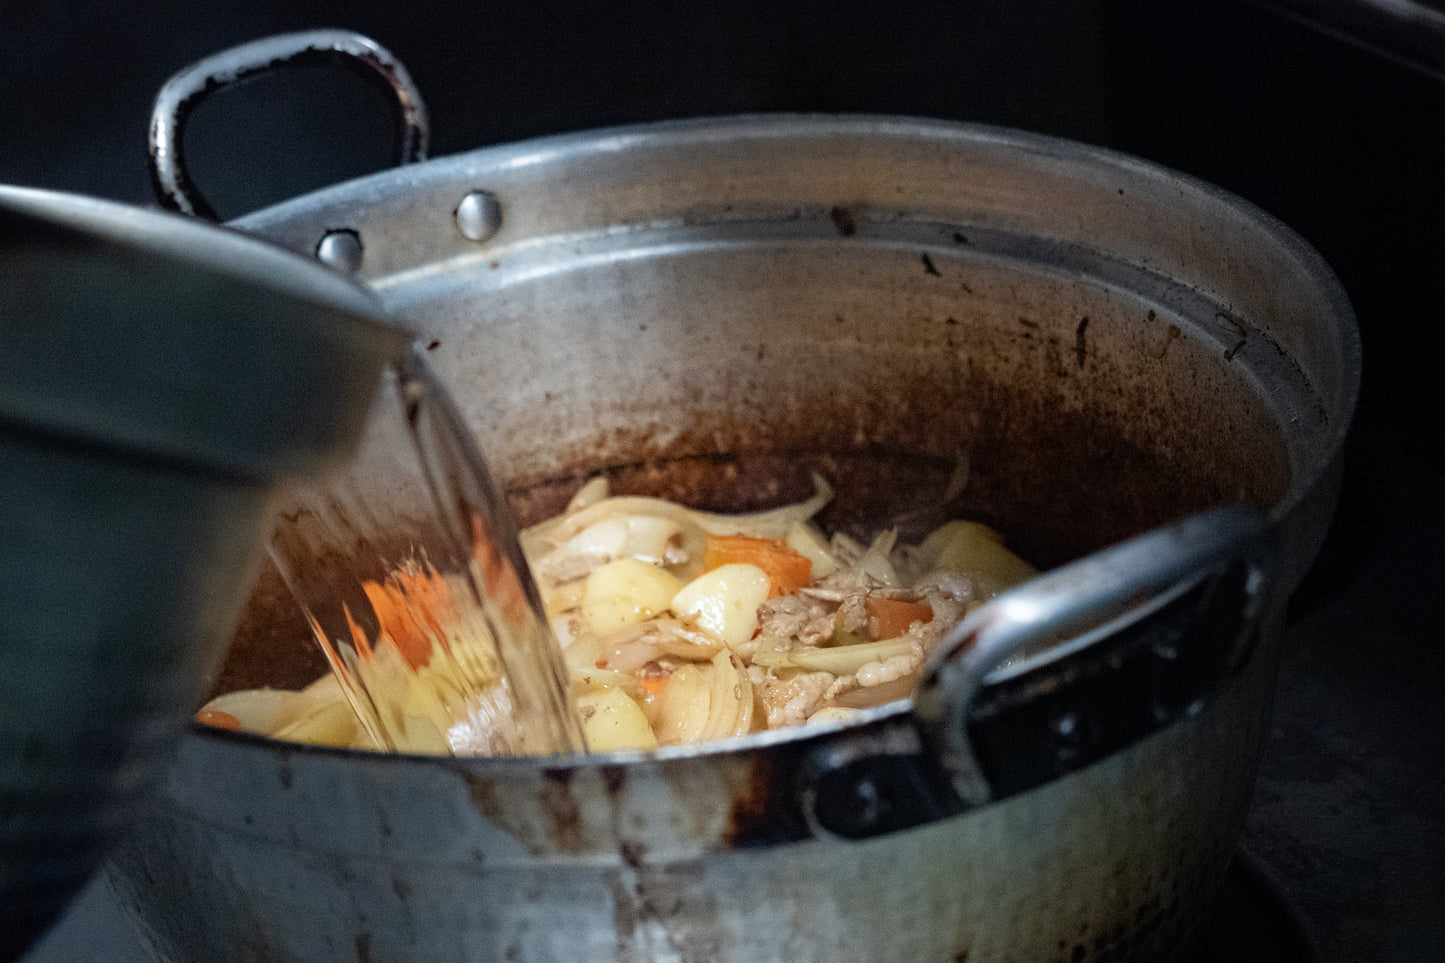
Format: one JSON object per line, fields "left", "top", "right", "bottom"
{"left": 856, "top": 648, "right": 924, "bottom": 687}
{"left": 760, "top": 670, "right": 835, "bottom": 729}
{"left": 755, "top": 594, "right": 834, "bottom": 647}
{"left": 910, "top": 572, "right": 978, "bottom": 649}
{"left": 823, "top": 673, "right": 859, "bottom": 702}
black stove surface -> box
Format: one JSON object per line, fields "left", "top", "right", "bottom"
{"left": 1177, "top": 852, "right": 1318, "bottom": 963}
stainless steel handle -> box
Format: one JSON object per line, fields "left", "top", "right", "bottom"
{"left": 149, "top": 29, "right": 430, "bottom": 219}
{"left": 913, "top": 504, "right": 1277, "bottom": 807}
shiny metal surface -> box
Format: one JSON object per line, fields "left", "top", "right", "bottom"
{"left": 0, "top": 186, "right": 407, "bottom": 960}
{"left": 110, "top": 111, "right": 1359, "bottom": 961}
{"left": 455, "top": 190, "right": 503, "bottom": 243}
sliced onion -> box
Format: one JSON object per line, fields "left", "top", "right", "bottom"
{"left": 652, "top": 649, "right": 753, "bottom": 745}
{"left": 751, "top": 636, "right": 921, "bottom": 675}
{"left": 567, "top": 618, "right": 723, "bottom": 675}
{"left": 653, "top": 663, "right": 711, "bottom": 745}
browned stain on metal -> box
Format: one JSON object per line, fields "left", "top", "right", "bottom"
{"left": 1155, "top": 323, "right": 1182, "bottom": 360}
{"left": 464, "top": 772, "right": 503, "bottom": 824}
{"left": 609, "top": 872, "right": 639, "bottom": 953}
{"left": 721, "top": 751, "right": 811, "bottom": 848}
{"left": 539, "top": 767, "right": 586, "bottom": 852}
{"left": 828, "top": 205, "right": 857, "bottom": 236}
{"left": 618, "top": 840, "right": 646, "bottom": 869}
{"left": 276, "top": 755, "right": 293, "bottom": 790}
{"left": 601, "top": 764, "right": 628, "bottom": 801}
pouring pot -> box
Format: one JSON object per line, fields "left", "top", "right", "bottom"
{"left": 106, "top": 31, "right": 1360, "bottom": 963}
{"left": 0, "top": 183, "right": 407, "bottom": 960}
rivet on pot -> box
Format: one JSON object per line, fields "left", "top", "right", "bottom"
{"left": 315, "top": 229, "right": 363, "bottom": 274}
{"left": 455, "top": 191, "right": 502, "bottom": 242}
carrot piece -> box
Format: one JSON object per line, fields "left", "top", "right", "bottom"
{"left": 361, "top": 565, "right": 453, "bottom": 670}
{"left": 638, "top": 675, "right": 670, "bottom": 697}
{"left": 703, "top": 533, "right": 813, "bottom": 597}
{"left": 196, "top": 709, "right": 242, "bottom": 731}
{"left": 865, "top": 596, "right": 933, "bottom": 641}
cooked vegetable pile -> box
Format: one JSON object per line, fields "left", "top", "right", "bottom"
{"left": 198, "top": 475, "right": 1036, "bottom": 753}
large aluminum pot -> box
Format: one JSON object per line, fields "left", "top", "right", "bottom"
{"left": 106, "top": 32, "right": 1359, "bottom": 963}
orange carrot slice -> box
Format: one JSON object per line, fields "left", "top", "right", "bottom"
{"left": 865, "top": 596, "right": 933, "bottom": 641}
{"left": 361, "top": 565, "right": 454, "bottom": 670}
{"left": 196, "top": 709, "right": 242, "bottom": 731}
{"left": 639, "top": 675, "right": 670, "bottom": 697}
{"left": 703, "top": 533, "right": 813, "bottom": 597}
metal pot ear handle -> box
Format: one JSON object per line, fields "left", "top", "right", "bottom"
{"left": 149, "top": 29, "right": 429, "bottom": 220}
{"left": 913, "top": 504, "right": 1278, "bottom": 808}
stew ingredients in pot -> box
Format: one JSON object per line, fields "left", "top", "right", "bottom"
{"left": 198, "top": 475, "right": 1036, "bottom": 752}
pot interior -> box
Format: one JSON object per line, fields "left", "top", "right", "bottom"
{"left": 213, "top": 219, "right": 1295, "bottom": 699}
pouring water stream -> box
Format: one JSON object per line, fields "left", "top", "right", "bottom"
{"left": 266, "top": 347, "right": 587, "bottom": 756}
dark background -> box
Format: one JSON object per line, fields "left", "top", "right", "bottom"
{"left": 4, "top": 2, "right": 1443, "bottom": 960}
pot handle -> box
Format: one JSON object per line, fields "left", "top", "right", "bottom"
{"left": 912, "top": 504, "right": 1277, "bottom": 808}
{"left": 149, "top": 30, "right": 430, "bottom": 219}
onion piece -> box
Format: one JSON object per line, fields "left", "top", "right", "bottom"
{"left": 199, "top": 672, "right": 350, "bottom": 737}
{"left": 531, "top": 474, "right": 832, "bottom": 547}
{"left": 751, "top": 636, "right": 921, "bottom": 675}
{"left": 565, "top": 618, "right": 723, "bottom": 675}
{"left": 566, "top": 476, "right": 611, "bottom": 513}
{"left": 653, "top": 649, "right": 753, "bottom": 745}
{"left": 653, "top": 663, "right": 712, "bottom": 745}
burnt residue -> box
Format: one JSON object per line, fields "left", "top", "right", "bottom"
{"left": 538, "top": 767, "right": 585, "bottom": 853}
{"left": 828, "top": 206, "right": 857, "bottom": 236}
{"left": 922, "top": 252, "right": 943, "bottom": 276}
{"left": 354, "top": 933, "right": 373, "bottom": 963}
{"left": 601, "top": 764, "right": 628, "bottom": 801}
{"left": 1075, "top": 316, "right": 1090, "bottom": 369}
{"left": 609, "top": 874, "right": 639, "bottom": 955}
{"left": 464, "top": 772, "right": 503, "bottom": 826}
{"left": 618, "top": 840, "right": 646, "bottom": 869}
{"left": 1156, "top": 324, "right": 1182, "bottom": 361}
{"left": 721, "top": 750, "right": 810, "bottom": 848}
{"left": 609, "top": 861, "right": 727, "bottom": 963}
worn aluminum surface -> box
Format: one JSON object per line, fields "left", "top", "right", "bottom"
{"left": 0, "top": 186, "right": 406, "bottom": 960}
{"left": 149, "top": 30, "right": 428, "bottom": 220}
{"left": 108, "top": 113, "right": 1359, "bottom": 962}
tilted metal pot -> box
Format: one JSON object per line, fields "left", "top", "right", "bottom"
{"left": 106, "top": 31, "right": 1359, "bottom": 963}
{"left": 0, "top": 182, "right": 404, "bottom": 961}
